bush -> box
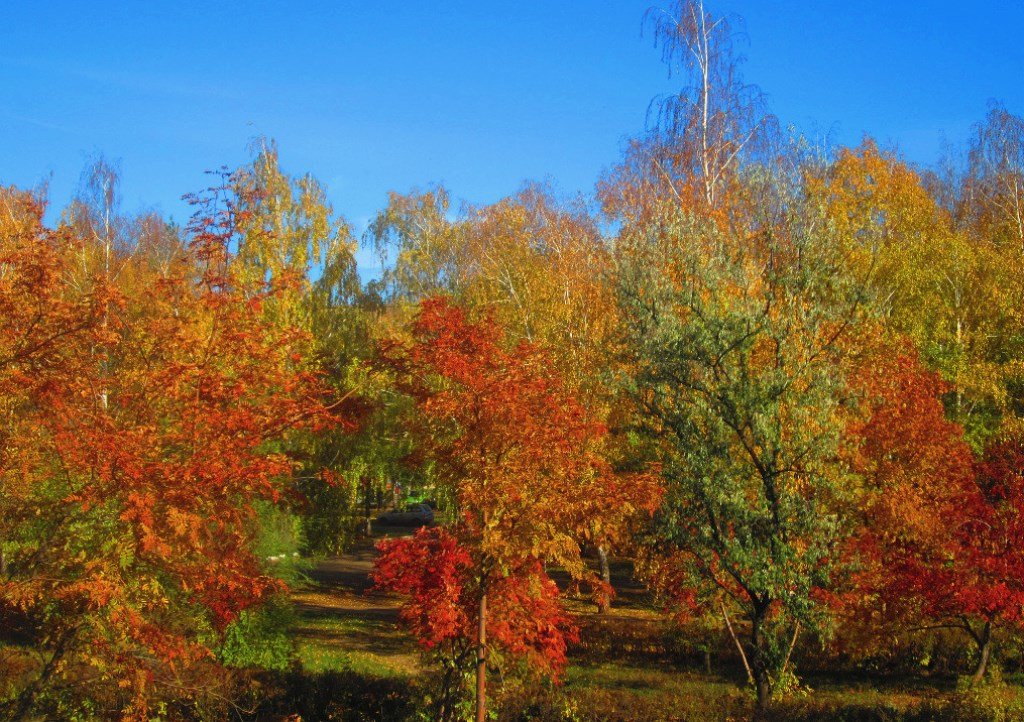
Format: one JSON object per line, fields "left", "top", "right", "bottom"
{"left": 219, "top": 596, "right": 297, "bottom": 671}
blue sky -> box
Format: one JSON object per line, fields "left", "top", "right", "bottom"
{"left": 3, "top": 1, "right": 1022, "bottom": 276}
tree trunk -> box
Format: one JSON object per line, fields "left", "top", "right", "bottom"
{"left": 972, "top": 620, "right": 992, "bottom": 684}
{"left": 364, "top": 478, "right": 372, "bottom": 537}
{"left": 721, "top": 600, "right": 754, "bottom": 685}
{"left": 475, "top": 591, "right": 488, "bottom": 722}
{"left": 436, "top": 661, "right": 456, "bottom": 722}
{"left": 597, "top": 545, "right": 611, "bottom": 614}
{"left": 750, "top": 604, "right": 771, "bottom": 714}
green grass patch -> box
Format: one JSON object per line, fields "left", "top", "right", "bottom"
{"left": 291, "top": 602, "right": 419, "bottom": 678}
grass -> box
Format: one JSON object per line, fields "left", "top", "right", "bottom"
{"left": 567, "top": 661, "right": 736, "bottom": 696}
{"left": 283, "top": 540, "right": 1024, "bottom": 721}
{"left": 289, "top": 540, "right": 420, "bottom": 681}
{"left": 294, "top": 613, "right": 416, "bottom": 677}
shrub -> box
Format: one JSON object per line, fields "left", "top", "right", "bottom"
{"left": 219, "top": 596, "right": 297, "bottom": 671}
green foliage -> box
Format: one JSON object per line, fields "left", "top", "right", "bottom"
{"left": 218, "top": 596, "right": 296, "bottom": 672}
{"left": 616, "top": 204, "right": 868, "bottom": 699}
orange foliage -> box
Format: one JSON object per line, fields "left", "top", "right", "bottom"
{"left": 374, "top": 297, "right": 658, "bottom": 702}
{"left": 0, "top": 184, "right": 341, "bottom": 718}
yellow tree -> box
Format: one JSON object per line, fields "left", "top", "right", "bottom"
{"left": 812, "top": 140, "right": 1024, "bottom": 443}
{"left": 232, "top": 141, "right": 357, "bottom": 332}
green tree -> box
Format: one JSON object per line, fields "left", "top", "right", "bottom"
{"left": 616, "top": 201, "right": 868, "bottom": 709}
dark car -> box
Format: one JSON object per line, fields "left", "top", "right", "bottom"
{"left": 376, "top": 503, "right": 435, "bottom": 527}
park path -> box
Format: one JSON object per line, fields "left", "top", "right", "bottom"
{"left": 290, "top": 534, "right": 420, "bottom": 676}
{"left": 299, "top": 539, "right": 395, "bottom": 614}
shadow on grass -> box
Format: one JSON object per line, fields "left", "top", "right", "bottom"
{"left": 250, "top": 669, "right": 416, "bottom": 722}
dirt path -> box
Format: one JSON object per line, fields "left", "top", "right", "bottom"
{"left": 297, "top": 540, "right": 396, "bottom": 615}
{"left": 291, "top": 535, "right": 420, "bottom": 676}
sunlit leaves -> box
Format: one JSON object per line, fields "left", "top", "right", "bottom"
{"left": 0, "top": 180, "right": 340, "bottom": 719}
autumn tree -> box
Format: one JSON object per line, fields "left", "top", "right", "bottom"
{"left": 812, "top": 140, "right": 1024, "bottom": 444}
{"left": 839, "top": 339, "right": 1024, "bottom": 682}
{"left": 368, "top": 184, "right": 615, "bottom": 398}
{"left": 373, "top": 298, "right": 656, "bottom": 722}
{"left": 367, "top": 184, "right": 645, "bottom": 604}
{"left": 0, "top": 185, "right": 113, "bottom": 612}
{"left": 835, "top": 345, "right": 973, "bottom": 654}
{"left": 0, "top": 179, "right": 340, "bottom": 720}
{"left": 616, "top": 195, "right": 869, "bottom": 708}
{"left": 368, "top": 185, "right": 463, "bottom": 304}
{"left": 600, "top": 0, "right": 776, "bottom": 234}
{"left": 887, "top": 436, "right": 1024, "bottom": 682}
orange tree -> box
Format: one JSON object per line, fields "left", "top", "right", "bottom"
{"left": 0, "top": 181, "right": 339, "bottom": 720}
{"left": 836, "top": 346, "right": 973, "bottom": 655}
{"left": 372, "top": 297, "right": 656, "bottom": 722}
{"left": 1, "top": 187, "right": 115, "bottom": 717}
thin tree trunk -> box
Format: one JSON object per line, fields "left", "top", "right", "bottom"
{"left": 437, "top": 661, "right": 456, "bottom": 722}
{"left": 780, "top": 622, "right": 801, "bottom": 679}
{"left": 475, "top": 591, "right": 488, "bottom": 722}
{"left": 597, "top": 545, "right": 611, "bottom": 614}
{"left": 721, "top": 600, "right": 754, "bottom": 685}
{"left": 972, "top": 620, "right": 992, "bottom": 684}
{"left": 364, "top": 478, "right": 372, "bottom": 537}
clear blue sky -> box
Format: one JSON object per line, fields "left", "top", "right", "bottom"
{"left": 3, "top": 1, "right": 1022, "bottom": 276}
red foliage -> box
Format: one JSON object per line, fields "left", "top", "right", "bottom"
{"left": 913, "top": 437, "right": 1024, "bottom": 625}
{"left": 373, "top": 297, "right": 651, "bottom": 694}
{"left": 845, "top": 346, "right": 1024, "bottom": 662}
{"left": 847, "top": 349, "right": 974, "bottom": 547}
{"left": 378, "top": 298, "right": 657, "bottom": 572}
{"left": 373, "top": 528, "right": 578, "bottom": 678}
{"left": 372, "top": 527, "right": 474, "bottom": 651}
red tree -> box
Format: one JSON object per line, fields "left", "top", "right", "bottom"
{"left": 847, "top": 346, "right": 1024, "bottom": 680}
{"left": 373, "top": 298, "right": 657, "bottom": 722}
{"left": 906, "top": 438, "right": 1024, "bottom": 680}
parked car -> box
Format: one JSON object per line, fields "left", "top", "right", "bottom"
{"left": 376, "top": 503, "right": 435, "bottom": 527}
